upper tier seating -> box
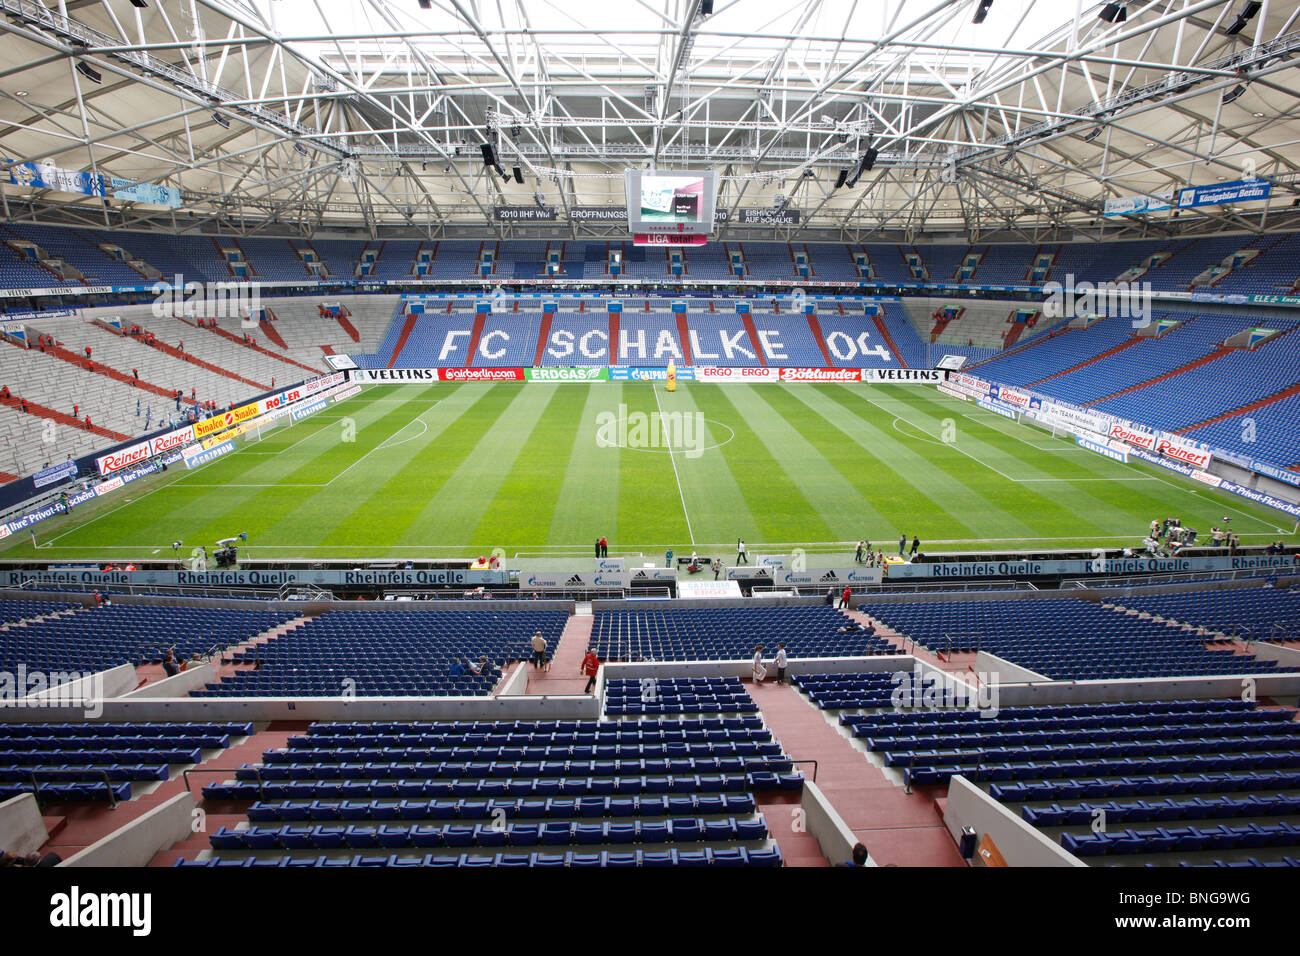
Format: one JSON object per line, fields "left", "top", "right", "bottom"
{"left": 199, "top": 608, "right": 567, "bottom": 697}
{"left": 591, "top": 605, "right": 897, "bottom": 662}
{"left": 1114, "top": 585, "right": 1300, "bottom": 640}
{"left": 0, "top": 225, "right": 1297, "bottom": 294}
{"left": 863, "top": 597, "right": 1296, "bottom": 680}
{"left": 0, "top": 605, "right": 300, "bottom": 676}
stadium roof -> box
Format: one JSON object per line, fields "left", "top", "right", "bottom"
{"left": 0, "top": 0, "right": 1298, "bottom": 241}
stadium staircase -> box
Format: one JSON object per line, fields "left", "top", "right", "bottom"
{"left": 1083, "top": 345, "right": 1236, "bottom": 407}
{"left": 332, "top": 310, "right": 360, "bottom": 344}
{"left": 141, "top": 725, "right": 307, "bottom": 867}
{"left": 4, "top": 332, "right": 190, "bottom": 409}
{"left": 803, "top": 313, "right": 837, "bottom": 366}
{"left": 190, "top": 317, "right": 322, "bottom": 376}
{"left": 1028, "top": 335, "right": 1140, "bottom": 387}
{"left": 871, "top": 307, "right": 907, "bottom": 368}
{"left": 386, "top": 314, "right": 420, "bottom": 369}
{"left": 464, "top": 312, "right": 488, "bottom": 366}
{"left": 202, "top": 616, "right": 313, "bottom": 685}
{"left": 1175, "top": 380, "right": 1300, "bottom": 435}
{"left": 676, "top": 313, "right": 694, "bottom": 366}
{"left": 738, "top": 313, "right": 768, "bottom": 365}
{"left": 1000, "top": 311, "right": 1039, "bottom": 350}
{"left": 96, "top": 321, "right": 268, "bottom": 392}
{"left": 257, "top": 312, "right": 289, "bottom": 351}
{"left": 0, "top": 388, "right": 130, "bottom": 445}
{"left": 743, "top": 678, "right": 964, "bottom": 866}
{"left": 533, "top": 311, "right": 553, "bottom": 367}
{"left": 848, "top": 608, "right": 974, "bottom": 675}
{"left": 930, "top": 307, "right": 962, "bottom": 341}
{"left": 524, "top": 615, "right": 593, "bottom": 695}
{"left": 966, "top": 322, "right": 1071, "bottom": 371}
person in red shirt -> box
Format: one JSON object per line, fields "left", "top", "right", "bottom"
{"left": 839, "top": 585, "right": 852, "bottom": 610}
{"left": 580, "top": 648, "right": 600, "bottom": 694}
{"left": 83, "top": 415, "right": 91, "bottom": 429}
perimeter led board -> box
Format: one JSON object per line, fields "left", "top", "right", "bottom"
{"left": 626, "top": 169, "right": 718, "bottom": 245}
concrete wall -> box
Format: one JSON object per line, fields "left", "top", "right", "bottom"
{"left": 1239, "top": 640, "right": 1300, "bottom": 686}
{"left": 0, "top": 794, "right": 49, "bottom": 856}
{"left": 22, "top": 662, "right": 136, "bottom": 701}
{"left": 603, "top": 655, "right": 916, "bottom": 681}
{"left": 992, "top": 671, "right": 1300, "bottom": 706}
{"left": 943, "top": 775, "right": 1085, "bottom": 868}
{"left": 121, "top": 661, "right": 214, "bottom": 699}
{"left": 496, "top": 662, "right": 531, "bottom": 697}
{"left": 593, "top": 595, "right": 826, "bottom": 612}
{"left": 976, "top": 651, "right": 1050, "bottom": 684}
{"left": 800, "top": 780, "right": 870, "bottom": 867}
{"left": 59, "top": 793, "right": 196, "bottom": 868}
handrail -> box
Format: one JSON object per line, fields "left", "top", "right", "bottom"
{"left": 28, "top": 768, "right": 118, "bottom": 810}
{"left": 182, "top": 766, "right": 264, "bottom": 802}
{"left": 789, "top": 758, "right": 818, "bottom": 783}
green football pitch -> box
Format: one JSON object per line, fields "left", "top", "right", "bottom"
{"left": 6, "top": 382, "right": 1295, "bottom": 563}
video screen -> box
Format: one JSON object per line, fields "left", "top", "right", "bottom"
{"left": 639, "top": 173, "right": 706, "bottom": 224}
{"left": 625, "top": 169, "right": 718, "bottom": 236}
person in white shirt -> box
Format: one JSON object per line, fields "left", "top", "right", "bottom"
{"left": 751, "top": 645, "right": 766, "bottom": 684}
{"left": 774, "top": 643, "right": 788, "bottom": 684}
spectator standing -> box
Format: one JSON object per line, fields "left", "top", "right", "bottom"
{"left": 599, "top": 536, "right": 608, "bottom": 558}
{"left": 736, "top": 539, "right": 748, "bottom": 564}
{"left": 898, "top": 533, "right": 906, "bottom": 556}
{"left": 774, "top": 643, "right": 788, "bottom": 685}
{"left": 839, "top": 585, "right": 852, "bottom": 610}
{"left": 530, "top": 631, "right": 548, "bottom": 670}
{"left": 751, "top": 645, "right": 767, "bottom": 685}
{"left": 580, "top": 647, "right": 600, "bottom": 693}
{"left": 910, "top": 536, "right": 921, "bottom": 559}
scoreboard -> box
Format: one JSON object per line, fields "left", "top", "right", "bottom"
{"left": 625, "top": 169, "right": 718, "bottom": 247}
